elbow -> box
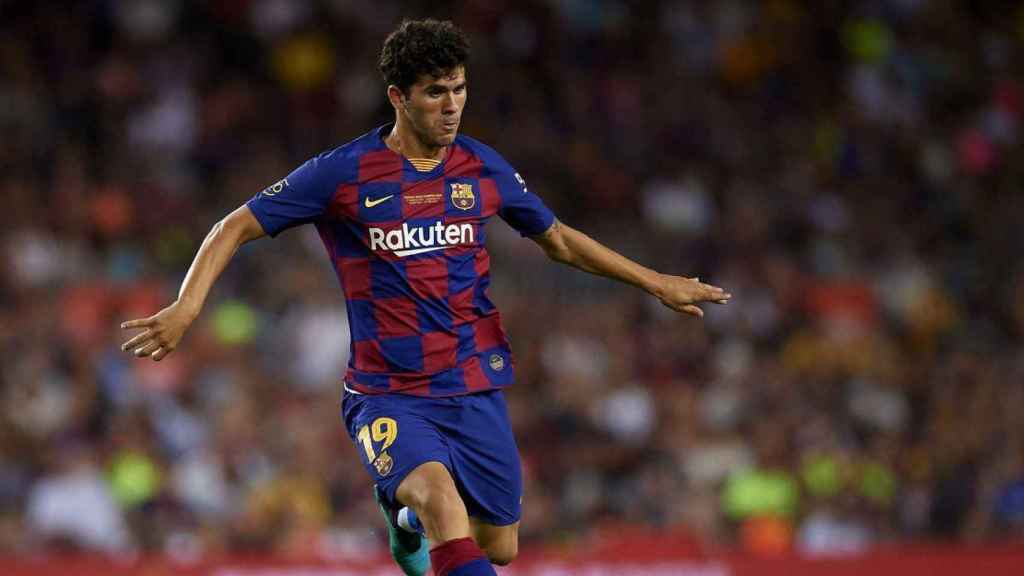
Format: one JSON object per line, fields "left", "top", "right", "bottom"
{"left": 209, "top": 218, "right": 234, "bottom": 243}
{"left": 214, "top": 213, "right": 261, "bottom": 246}
{"left": 544, "top": 243, "right": 574, "bottom": 265}
{"left": 209, "top": 218, "right": 227, "bottom": 237}
{"left": 208, "top": 217, "right": 247, "bottom": 250}
{"left": 534, "top": 221, "right": 576, "bottom": 265}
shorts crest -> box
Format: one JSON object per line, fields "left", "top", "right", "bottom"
{"left": 373, "top": 451, "right": 394, "bottom": 476}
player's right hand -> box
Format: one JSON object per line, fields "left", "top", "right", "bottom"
{"left": 653, "top": 275, "right": 731, "bottom": 318}
{"left": 120, "top": 301, "right": 197, "bottom": 361}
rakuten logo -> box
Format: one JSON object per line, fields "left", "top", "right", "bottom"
{"left": 368, "top": 221, "right": 474, "bottom": 257}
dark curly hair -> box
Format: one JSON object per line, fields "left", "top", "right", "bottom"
{"left": 378, "top": 19, "right": 470, "bottom": 95}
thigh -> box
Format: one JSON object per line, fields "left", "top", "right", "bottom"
{"left": 342, "top": 391, "right": 452, "bottom": 506}
{"left": 443, "top": 391, "right": 523, "bottom": 526}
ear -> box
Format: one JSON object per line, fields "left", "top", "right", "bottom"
{"left": 387, "top": 85, "right": 407, "bottom": 111}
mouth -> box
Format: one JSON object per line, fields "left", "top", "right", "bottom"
{"left": 441, "top": 120, "right": 459, "bottom": 133}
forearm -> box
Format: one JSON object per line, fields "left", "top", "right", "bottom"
{"left": 176, "top": 207, "right": 263, "bottom": 318}
{"left": 544, "top": 222, "right": 661, "bottom": 295}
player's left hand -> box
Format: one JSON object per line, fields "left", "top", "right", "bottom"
{"left": 653, "top": 274, "right": 730, "bottom": 318}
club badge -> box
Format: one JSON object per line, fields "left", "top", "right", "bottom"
{"left": 450, "top": 182, "right": 475, "bottom": 211}
{"left": 373, "top": 451, "right": 394, "bottom": 476}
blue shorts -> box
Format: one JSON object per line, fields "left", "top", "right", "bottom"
{"left": 342, "top": 388, "right": 522, "bottom": 526}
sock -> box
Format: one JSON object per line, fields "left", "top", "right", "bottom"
{"left": 429, "top": 537, "right": 495, "bottom": 576}
{"left": 398, "top": 506, "right": 424, "bottom": 535}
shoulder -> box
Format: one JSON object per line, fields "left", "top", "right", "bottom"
{"left": 336, "top": 125, "right": 389, "bottom": 158}
{"left": 455, "top": 133, "right": 516, "bottom": 176}
{"left": 313, "top": 127, "right": 382, "bottom": 165}
{"left": 300, "top": 126, "right": 384, "bottom": 181}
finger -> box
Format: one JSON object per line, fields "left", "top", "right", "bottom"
{"left": 715, "top": 299, "right": 729, "bottom": 305}
{"left": 682, "top": 304, "right": 704, "bottom": 318}
{"left": 152, "top": 343, "right": 177, "bottom": 361}
{"left": 121, "top": 317, "right": 156, "bottom": 330}
{"left": 693, "top": 291, "right": 726, "bottom": 303}
{"left": 121, "top": 330, "right": 154, "bottom": 352}
{"left": 134, "top": 341, "right": 162, "bottom": 358}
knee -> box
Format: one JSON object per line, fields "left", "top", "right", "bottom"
{"left": 473, "top": 520, "right": 520, "bottom": 566}
{"left": 410, "top": 486, "right": 462, "bottom": 520}
{"left": 484, "top": 540, "right": 517, "bottom": 566}
{"left": 396, "top": 464, "right": 462, "bottom": 522}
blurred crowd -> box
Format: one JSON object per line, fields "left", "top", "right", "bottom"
{"left": 2, "top": 0, "right": 1024, "bottom": 562}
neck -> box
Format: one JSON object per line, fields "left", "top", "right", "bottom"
{"left": 387, "top": 116, "right": 447, "bottom": 161}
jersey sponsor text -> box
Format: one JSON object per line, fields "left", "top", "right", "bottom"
{"left": 368, "top": 221, "right": 474, "bottom": 257}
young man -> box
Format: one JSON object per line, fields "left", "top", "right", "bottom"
{"left": 121, "top": 19, "right": 729, "bottom": 576}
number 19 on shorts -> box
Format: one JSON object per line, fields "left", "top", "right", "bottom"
{"left": 357, "top": 417, "right": 398, "bottom": 477}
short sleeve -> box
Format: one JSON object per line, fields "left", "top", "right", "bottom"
{"left": 247, "top": 153, "right": 346, "bottom": 237}
{"left": 493, "top": 167, "right": 555, "bottom": 237}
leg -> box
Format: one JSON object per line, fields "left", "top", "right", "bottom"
{"left": 344, "top": 390, "right": 515, "bottom": 575}
{"left": 471, "top": 519, "right": 519, "bottom": 566}
{"left": 443, "top": 390, "right": 523, "bottom": 564}
{"left": 343, "top": 392, "right": 447, "bottom": 576}
{"left": 391, "top": 491, "right": 520, "bottom": 565}
{"left": 395, "top": 462, "right": 498, "bottom": 576}
{"left": 395, "top": 461, "right": 472, "bottom": 545}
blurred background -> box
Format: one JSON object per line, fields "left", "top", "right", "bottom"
{"left": 2, "top": 0, "right": 1024, "bottom": 572}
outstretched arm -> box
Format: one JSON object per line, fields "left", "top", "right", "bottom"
{"left": 530, "top": 219, "right": 730, "bottom": 317}
{"left": 120, "top": 205, "right": 266, "bottom": 360}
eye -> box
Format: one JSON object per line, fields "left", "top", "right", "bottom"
{"left": 454, "top": 85, "right": 466, "bottom": 94}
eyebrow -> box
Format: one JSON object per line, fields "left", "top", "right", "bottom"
{"left": 426, "top": 81, "right": 467, "bottom": 92}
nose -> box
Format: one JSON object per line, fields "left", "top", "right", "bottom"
{"left": 442, "top": 93, "right": 459, "bottom": 115}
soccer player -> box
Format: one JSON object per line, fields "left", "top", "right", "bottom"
{"left": 121, "top": 19, "right": 729, "bottom": 576}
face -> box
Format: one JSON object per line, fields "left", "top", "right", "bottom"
{"left": 394, "top": 66, "right": 467, "bottom": 147}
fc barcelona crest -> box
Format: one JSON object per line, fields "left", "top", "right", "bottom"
{"left": 450, "top": 182, "right": 476, "bottom": 211}
{"left": 373, "top": 451, "right": 394, "bottom": 476}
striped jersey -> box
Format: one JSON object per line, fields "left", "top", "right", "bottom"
{"left": 247, "top": 124, "right": 555, "bottom": 397}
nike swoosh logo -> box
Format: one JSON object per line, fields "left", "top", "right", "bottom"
{"left": 364, "top": 194, "right": 394, "bottom": 208}
{"left": 393, "top": 246, "right": 449, "bottom": 257}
